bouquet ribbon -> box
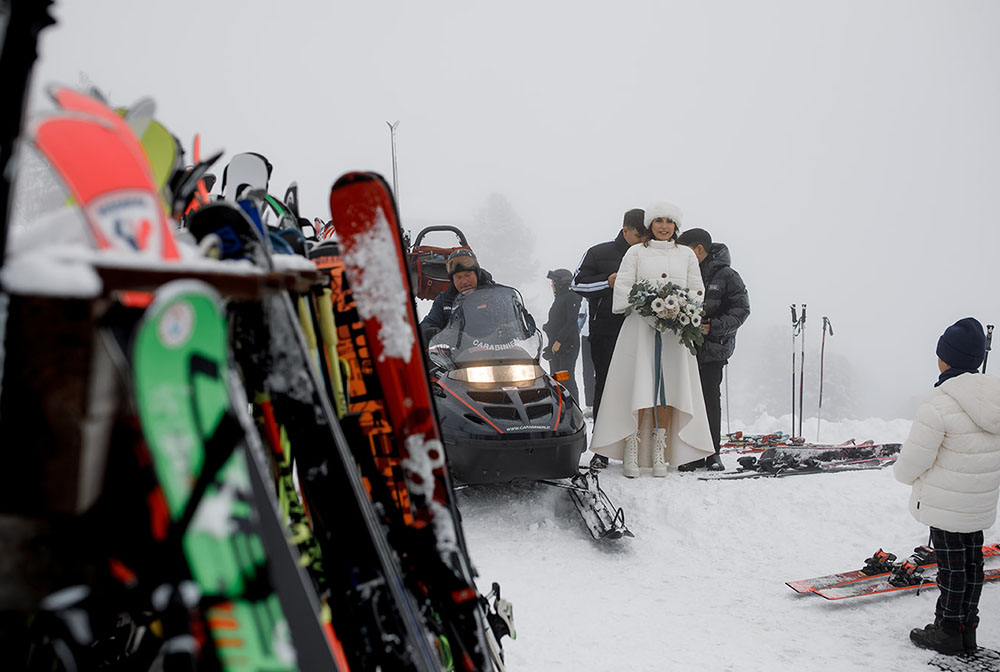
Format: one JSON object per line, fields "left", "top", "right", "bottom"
{"left": 652, "top": 331, "right": 668, "bottom": 426}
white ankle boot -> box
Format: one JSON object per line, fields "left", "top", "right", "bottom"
{"left": 623, "top": 432, "right": 640, "bottom": 478}
{"left": 651, "top": 428, "right": 668, "bottom": 477}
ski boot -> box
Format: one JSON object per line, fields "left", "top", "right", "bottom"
{"left": 910, "top": 619, "right": 965, "bottom": 656}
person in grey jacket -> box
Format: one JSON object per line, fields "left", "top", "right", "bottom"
{"left": 676, "top": 228, "right": 750, "bottom": 471}
{"left": 894, "top": 317, "right": 1000, "bottom": 656}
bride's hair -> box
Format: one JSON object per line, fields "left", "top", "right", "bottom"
{"left": 643, "top": 219, "right": 679, "bottom": 246}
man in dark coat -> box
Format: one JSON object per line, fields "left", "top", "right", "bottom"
{"left": 572, "top": 208, "right": 646, "bottom": 468}
{"left": 544, "top": 269, "right": 583, "bottom": 401}
{"left": 677, "top": 228, "right": 750, "bottom": 471}
{"left": 420, "top": 249, "right": 495, "bottom": 341}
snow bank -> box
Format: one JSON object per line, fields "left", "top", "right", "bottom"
{"left": 460, "top": 416, "right": 998, "bottom": 671}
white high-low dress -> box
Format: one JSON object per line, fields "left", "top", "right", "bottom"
{"left": 590, "top": 239, "right": 715, "bottom": 468}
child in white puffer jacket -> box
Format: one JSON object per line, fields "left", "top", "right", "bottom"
{"left": 895, "top": 317, "right": 1000, "bottom": 656}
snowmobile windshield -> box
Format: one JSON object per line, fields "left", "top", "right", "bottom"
{"left": 429, "top": 285, "right": 541, "bottom": 366}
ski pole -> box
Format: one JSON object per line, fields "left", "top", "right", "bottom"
{"left": 791, "top": 304, "right": 798, "bottom": 437}
{"left": 984, "top": 324, "right": 994, "bottom": 374}
{"left": 817, "top": 316, "right": 833, "bottom": 442}
{"left": 798, "top": 304, "right": 807, "bottom": 439}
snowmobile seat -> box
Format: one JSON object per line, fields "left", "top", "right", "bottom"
{"left": 407, "top": 225, "right": 472, "bottom": 300}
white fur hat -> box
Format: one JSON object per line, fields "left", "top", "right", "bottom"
{"left": 644, "top": 201, "right": 683, "bottom": 228}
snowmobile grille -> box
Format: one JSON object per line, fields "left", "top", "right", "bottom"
{"left": 517, "top": 388, "right": 549, "bottom": 404}
{"left": 483, "top": 406, "right": 519, "bottom": 421}
{"left": 526, "top": 404, "right": 554, "bottom": 420}
{"left": 464, "top": 413, "right": 492, "bottom": 427}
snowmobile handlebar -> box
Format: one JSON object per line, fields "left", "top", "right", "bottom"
{"left": 412, "top": 225, "right": 470, "bottom": 248}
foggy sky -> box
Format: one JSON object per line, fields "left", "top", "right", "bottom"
{"left": 26, "top": 0, "right": 1000, "bottom": 422}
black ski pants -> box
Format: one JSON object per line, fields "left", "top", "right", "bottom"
{"left": 549, "top": 346, "right": 580, "bottom": 403}
{"left": 931, "top": 527, "right": 985, "bottom": 625}
{"left": 699, "top": 361, "right": 725, "bottom": 455}
{"left": 581, "top": 335, "right": 596, "bottom": 408}
{"left": 588, "top": 331, "right": 619, "bottom": 420}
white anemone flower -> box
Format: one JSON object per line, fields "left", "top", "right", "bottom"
{"left": 664, "top": 296, "right": 679, "bottom": 310}
{"left": 691, "top": 314, "right": 702, "bottom": 327}
{"left": 650, "top": 298, "right": 666, "bottom": 313}
{"left": 679, "top": 313, "right": 691, "bottom": 326}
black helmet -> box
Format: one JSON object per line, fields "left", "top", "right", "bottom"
{"left": 547, "top": 268, "right": 573, "bottom": 290}
{"left": 446, "top": 248, "right": 479, "bottom": 277}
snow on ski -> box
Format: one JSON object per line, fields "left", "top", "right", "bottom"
{"left": 329, "top": 170, "right": 503, "bottom": 671}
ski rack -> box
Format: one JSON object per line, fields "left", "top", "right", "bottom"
{"left": 540, "top": 468, "right": 634, "bottom": 540}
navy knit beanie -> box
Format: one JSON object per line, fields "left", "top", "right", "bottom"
{"left": 936, "top": 317, "right": 986, "bottom": 370}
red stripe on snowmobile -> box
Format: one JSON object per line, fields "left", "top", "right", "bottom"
{"left": 434, "top": 377, "right": 504, "bottom": 434}
{"left": 552, "top": 385, "right": 564, "bottom": 431}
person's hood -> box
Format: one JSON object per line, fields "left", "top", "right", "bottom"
{"left": 702, "top": 242, "right": 732, "bottom": 274}
{"left": 940, "top": 373, "right": 1000, "bottom": 434}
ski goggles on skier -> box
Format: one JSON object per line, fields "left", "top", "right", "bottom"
{"left": 446, "top": 253, "right": 478, "bottom": 275}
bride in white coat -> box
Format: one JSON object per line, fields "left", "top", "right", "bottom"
{"left": 590, "top": 202, "right": 714, "bottom": 477}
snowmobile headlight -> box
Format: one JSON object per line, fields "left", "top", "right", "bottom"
{"left": 450, "top": 365, "right": 542, "bottom": 384}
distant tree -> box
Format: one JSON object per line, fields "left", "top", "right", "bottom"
{"left": 468, "top": 193, "right": 537, "bottom": 283}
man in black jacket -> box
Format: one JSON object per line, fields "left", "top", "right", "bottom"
{"left": 544, "top": 269, "right": 583, "bottom": 401}
{"left": 677, "top": 228, "right": 750, "bottom": 471}
{"left": 572, "top": 208, "right": 646, "bottom": 468}
{"left": 420, "top": 249, "right": 495, "bottom": 341}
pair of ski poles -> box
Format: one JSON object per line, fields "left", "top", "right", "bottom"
{"left": 790, "top": 305, "right": 835, "bottom": 441}
{"left": 790, "top": 305, "right": 806, "bottom": 439}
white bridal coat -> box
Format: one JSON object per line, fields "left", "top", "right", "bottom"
{"left": 591, "top": 239, "right": 715, "bottom": 467}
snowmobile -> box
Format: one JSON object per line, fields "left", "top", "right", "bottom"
{"left": 425, "top": 283, "right": 632, "bottom": 540}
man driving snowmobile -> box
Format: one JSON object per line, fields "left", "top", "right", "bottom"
{"left": 420, "top": 248, "right": 495, "bottom": 341}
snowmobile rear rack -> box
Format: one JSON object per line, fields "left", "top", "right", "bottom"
{"left": 407, "top": 225, "right": 472, "bottom": 300}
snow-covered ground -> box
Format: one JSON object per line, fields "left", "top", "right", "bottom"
{"left": 460, "top": 416, "right": 1000, "bottom": 671}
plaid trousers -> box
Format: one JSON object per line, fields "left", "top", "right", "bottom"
{"left": 931, "top": 527, "right": 985, "bottom": 624}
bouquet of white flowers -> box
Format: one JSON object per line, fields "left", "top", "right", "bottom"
{"left": 627, "top": 279, "right": 705, "bottom": 355}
